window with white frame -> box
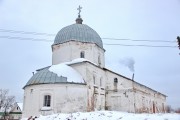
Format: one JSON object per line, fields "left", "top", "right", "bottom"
{"left": 43, "top": 95, "right": 51, "bottom": 107}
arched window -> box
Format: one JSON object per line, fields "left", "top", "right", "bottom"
{"left": 114, "top": 78, "right": 118, "bottom": 83}
{"left": 43, "top": 95, "right": 51, "bottom": 107}
{"left": 114, "top": 78, "right": 118, "bottom": 92}
{"left": 80, "top": 51, "right": 85, "bottom": 58}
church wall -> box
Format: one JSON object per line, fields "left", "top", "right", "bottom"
{"left": 69, "top": 63, "right": 87, "bottom": 83}
{"left": 52, "top": 41, "right": 105, "bottom": 67}
{"left": 103, "top": 70, "right": 166, "bottom": 113}
{"left": 91, "top": 44, "right": 105, "bottom": 68}
{"left": 23, "top": 86, "right": 40, "bottom": 118}
{"left": 22, "top": 84, "right": 87, "bottom": 118}
{"left": 105, "top": 87, "right": 134, "bottom": 112}
{"left": 69, "top": 62, "right": 166, "bottom": 113}
{"left": 104, "top": 70, "right": 135, "bottom": 112}
{"left": 133, "top": 89, "right": 155, "bottom": 113}
{"left": 70, "top": 62, "right": 106, "bottom": 111}
{"left": 133, "top": 82, "right": 166, "bottom": 113}
{"left": 52, "top": 43, "right": 71, "bottom": 64}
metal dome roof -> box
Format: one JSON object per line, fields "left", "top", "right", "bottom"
{"left": 53, "top": 23, "right": 103, "bottom": 49}
{"left": 24, "top": 66, "right": 85, "bottom": 88}
{"left": 24, "top": 67, "right": 67, "bottom": 88}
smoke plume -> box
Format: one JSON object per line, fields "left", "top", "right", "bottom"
{"left": 119, "top": 57, "right": 135, "bottom": 72}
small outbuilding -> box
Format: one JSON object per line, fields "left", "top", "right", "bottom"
{"left": 9, "top": 102, "right": 23, "bottom": 120}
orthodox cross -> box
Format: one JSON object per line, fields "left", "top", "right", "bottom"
{"left": 77, "top": 5, "right": 82, "bottom": 17}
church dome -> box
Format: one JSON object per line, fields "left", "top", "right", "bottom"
{"left": 53, "top": 22, "right": 103, "bottom": 49}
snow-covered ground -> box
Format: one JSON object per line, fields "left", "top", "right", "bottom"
{"left": 22, "top": 111, "right": 180, "bottom": 120}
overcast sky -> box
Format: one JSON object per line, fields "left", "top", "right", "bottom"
{"left": 0, "top": 0, "right": 180, "bottom": 109}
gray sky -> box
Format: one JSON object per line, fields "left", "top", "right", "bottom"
{"left": 0, "top": 0, "right": 180, "bottom": 109}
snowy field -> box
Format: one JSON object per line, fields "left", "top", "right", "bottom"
{"left": 23, "top": 111, "right": 180, "bottom": 120}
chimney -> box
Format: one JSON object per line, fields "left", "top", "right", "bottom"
{"left": 132, "top": 73, "right": 134, "bottom": 81}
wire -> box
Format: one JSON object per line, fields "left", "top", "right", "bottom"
{"left": 0, "top": 35, "right": 177, "bottom": 48}
{"left": 102, "top": 38, "right": 176, "bottom": 43}
{"left": 0, "top": 29, "right": 55, "bottom": 36}
{"left": 0, "top": 28, "right": 176, "bottom": 43}
{"left": 0, "top": 36, "right": 52, "bottom": 42}
{"left": 104, "top": 43, "right": 177, "bottom": 48}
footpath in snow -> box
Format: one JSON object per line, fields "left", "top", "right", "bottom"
{"left": 23, "top": 111, "right": 180, "bottom": 120}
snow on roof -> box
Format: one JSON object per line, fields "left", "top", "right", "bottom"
{"left": 17, "top": 102, "right": 23, "bottom": 111}
{"left": 0, "top": 108, "right": 4, "bottom": 112}
{"left": 0, "top": 107, "right": 12, "bottom": 112}
{"left": 65, "top": 58, "right": 99, "bottom": 67}
{"left": 49, "top": 62, "right": 84, "bottom": 83}
{"left": 65, "top": 58, "right": 89, "bottom": 65}
{"left": 21, "top": 111, "right": 180, "bottom": 120}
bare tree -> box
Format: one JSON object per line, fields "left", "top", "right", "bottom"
{"left": 0, "top": 89, "right": 15, "bottom": 119}
{"left": 175, "top": 108, "right": 180, "bottom": 113}
{"left": 166, "top": 105, "right": 172, "bottom": 113}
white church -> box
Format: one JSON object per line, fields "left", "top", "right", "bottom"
{"left": 22, "top": 7, "right": 166, "bottom": 118}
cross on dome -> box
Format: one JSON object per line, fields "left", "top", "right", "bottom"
{"left": 77, "top": 5, "right": 82, "bottom": 17}
{"left": 76, "top": 5, "right": 83, "bottom": 24}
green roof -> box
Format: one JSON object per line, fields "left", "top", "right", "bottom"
{"left": 53, "top": 24, "right": 103, "bottom": 49}
{"left": 24, "top": 67, "right": 67, "bottom": 88}
{"left": 0, "top": 112, "right": 4, "bottom": 115}
{"left": 24, "top": 66, "right": 85, "bottom": 88}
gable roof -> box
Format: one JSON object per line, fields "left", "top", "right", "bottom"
{"left": 9, "top": 102, "right": 23, "bottom": 113}
{"left": 68, "top": 60, "right": 167, "bottom": 97}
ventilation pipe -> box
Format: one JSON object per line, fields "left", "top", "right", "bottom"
{"left": 132, "top": 73, "right": 134, "bottom": 81}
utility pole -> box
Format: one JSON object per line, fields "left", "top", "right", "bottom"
{"left": 177, "top": 36, "right": 180, "bottom": 49}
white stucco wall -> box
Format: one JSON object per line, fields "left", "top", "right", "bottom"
{"left": 52, "top": 41, "right": 105, "bottom": 68}
{"left": 133, "top": 82, "right": 166, "bottom": 113}
{"left": 105, "top": 69, "right": 166, "bottom": 113}
{"left": 70, "top": 62, "right": 166, "bottom": 113}
{"left": 22, "top": 84, "right": 87, "bottom": 118}
{"left": 70, "top": 62, "right": 106, "bottom": 111}
{"left": 105, "top": 70, "right": 135, "bottom": 112}
{"left": 23, "top": 61, "right": 166, "bottom": 117}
